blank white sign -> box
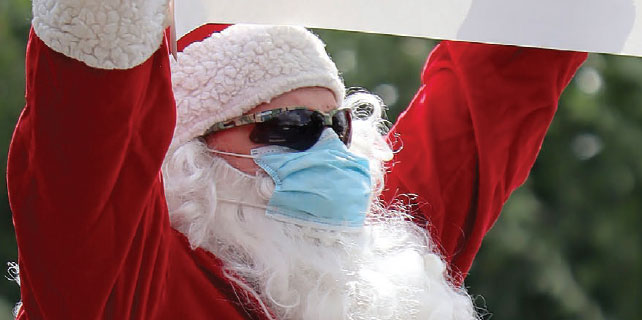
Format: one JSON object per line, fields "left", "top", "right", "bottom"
{"left": 175, "top": 0, "right": 642, "bottom": 57}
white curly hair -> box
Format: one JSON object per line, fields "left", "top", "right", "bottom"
{"left": 162, "top": 90, "right": 479, "bottom": 320}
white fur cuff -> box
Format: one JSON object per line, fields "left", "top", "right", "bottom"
{"left": 32, "top": 0, "right": 169, "bottom": 70}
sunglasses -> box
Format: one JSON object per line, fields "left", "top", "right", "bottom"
{"left": 202, "top": 106, "right": 353, "bottom": 151}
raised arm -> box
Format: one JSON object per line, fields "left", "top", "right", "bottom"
{"left": 381, "top": 41, "right": 587, "bottom": 283}
{"left": 7, "top": 0, "right": 175, "bottom": 318}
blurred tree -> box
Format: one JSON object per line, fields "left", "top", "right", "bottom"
{"left": 464, "top": 52, "right": 642, "bottom": 320}
{"left": 1, "top": 4, "right": 640, "bottom": 320}
{"left": 0, "top": 0, "right": 31, "bottom": 318}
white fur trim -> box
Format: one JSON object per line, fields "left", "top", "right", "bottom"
{"left": 32, "top": 0, "right": 169, "bottom": 70}
{"left": 170, "top": 24, "right": 345, "bottom": 151}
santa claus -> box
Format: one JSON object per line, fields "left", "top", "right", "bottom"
{"left": 7, "top": 0, "right": 586, "bottom": 319}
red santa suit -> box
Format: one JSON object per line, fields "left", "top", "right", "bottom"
{"left": 7, "top": 3, "right": 586, "bottom": 319}
{"left": 383, "top": 42, "right": 587, "bottom": 284}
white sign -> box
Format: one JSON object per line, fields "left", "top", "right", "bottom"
{"left": 175, "top": 0, "right": 642, "bottom": 57}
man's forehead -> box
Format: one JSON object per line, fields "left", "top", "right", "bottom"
{"left": 245, "top": 87, "right": 338, "bottom": 116}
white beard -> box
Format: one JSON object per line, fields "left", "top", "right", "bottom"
{"left": 163, "top": 137, "right": 477, "bottom": 320}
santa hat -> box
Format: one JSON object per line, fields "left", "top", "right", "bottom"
{"left": 170, "top": 24, "right": 345, "bottom": 151}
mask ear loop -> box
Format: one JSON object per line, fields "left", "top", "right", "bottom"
{"left": 210, "top": 149, "right": 257, "bottom": 159}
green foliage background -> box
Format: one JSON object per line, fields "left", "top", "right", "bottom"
{"left": 1, "top": 1, "right": 640, "bottom": 319}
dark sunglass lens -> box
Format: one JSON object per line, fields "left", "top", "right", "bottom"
{"left": 332, "top": 109, "right": 352, "bottom": 147}
{"left": 275, "top": 109, "right": 312, "bottom": 125}
{"left": 250, "top": 109, "right": 324, "bottom": 151}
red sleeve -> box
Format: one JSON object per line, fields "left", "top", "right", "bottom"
{"left": 381, "top": 41, "right": 586, "bottom": 284}
{"left": 7, "top": 29, "right": 175, "bottom": 319}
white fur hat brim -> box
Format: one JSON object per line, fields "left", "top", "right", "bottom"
{"left": 170, "top": 24, "right": 345, "bottom": 151}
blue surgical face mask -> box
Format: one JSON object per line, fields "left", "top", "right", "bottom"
{"left": 247, "top": 129, "right": 372, "bottom": 230}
